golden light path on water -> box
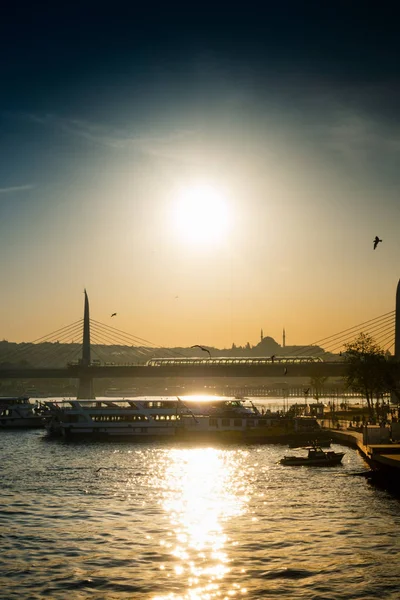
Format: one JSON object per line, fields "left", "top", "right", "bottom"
{"left": 154, "top": 448, "right": 251, "bottom": 600}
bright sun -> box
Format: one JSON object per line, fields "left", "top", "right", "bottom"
{"left": 173, "top": 184, "right": 230, "bottom": 244}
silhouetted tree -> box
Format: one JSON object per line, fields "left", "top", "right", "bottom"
{"left": 344, "top": 333, "right": 388, "bottom": 421}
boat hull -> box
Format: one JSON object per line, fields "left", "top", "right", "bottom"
{"left": 0, "top": 417, "right": 43, "bottom": 429}
{"left": 46, "top": 423, "right": 320, "bottom": 444}
{"left": 280, "top": 453, "right": 345, "bottom": 466}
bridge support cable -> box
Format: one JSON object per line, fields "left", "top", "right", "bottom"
{"left": 90, "top": 318, "right": 181, "bottom": 350}
{"left": 0, "top": 319, "right": 83, "bottom": 362}
{"left": 90, "top": 318, "right": 165, "bottom": 348}
{"left": 88, "top": 331, "right": 153, "bottom": 363}
{"left": 86, "top": 339, "right": 118, "bottom": 364}
{"left": 315, "top": 311, "right": 394, "bottom": 351}
{"left": 26, "top": 326, "right": 85, "bottom": 367}
{"left": 89, "top": 319, "right": 189, "bottom": 359}
{"left": 311, "top": 310, "right": 394, "bottom": 346}
{"left": 284, "top": 310, "right": 395, "bottom": 359}
{"left": 373, "top": 327, "right": 397, "bottom": 351}
{"left": 89, "top": 319, "right": 185, "bottom": 357}
{"left": 88, "top": 324, "right": 159, "bottom": 361}
{"left": 18, "top": 325, "right": 84, "bottom": 367}
{"left": 384, "top": 341, "right": 395, "bottom": 353}
{"left": 89, "top": 321, "right": 149, "bottom": 351}
{"left": 369, "top": 320, "right": 396, "bottom": 343}
{"left": 88, "top": 325, "right": 171, "bottom": 363}
{"left": 320, "top": 314, "right": 395, "bottom": 356}
{"left": 0, "top": 320, "right": 84, "bottom": 367}
{"left": 315, "top": 312, "right": 394, "bottom": 351}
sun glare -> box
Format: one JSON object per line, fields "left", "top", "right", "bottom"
{"left": 157, "top": 448, "right": 248, "bottom": 599}
{"left": 173, "top": 184, "right": 230, "bottom": 245}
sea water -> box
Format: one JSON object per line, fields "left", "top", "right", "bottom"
{"left": 1, "top": 427, "right": 400, "bottom": 599}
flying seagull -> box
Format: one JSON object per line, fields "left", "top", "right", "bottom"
{"left": 190, "top": 345, "right": 211, "bottom": 358}
{"left": 111, "top": 312, "right": 117, "bottom": 317}
{"left": 373, "top": 236, "right": 382, "bottom": 250}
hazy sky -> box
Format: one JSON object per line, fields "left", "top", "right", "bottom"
{"left": 1, "top": 4, "right": 399, "bottom": 348}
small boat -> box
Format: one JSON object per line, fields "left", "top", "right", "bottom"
{"left": 280, "top": 445, "right": 345, "bottom": 466}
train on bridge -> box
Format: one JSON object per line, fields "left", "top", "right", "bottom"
{"left": 146, "top": 356, "right": 325, "bottom": 367}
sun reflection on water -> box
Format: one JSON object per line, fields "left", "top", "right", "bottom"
{"left": 154, "top": 448, "right": 250, "bottom": 600}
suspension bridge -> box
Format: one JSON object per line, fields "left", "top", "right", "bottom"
{"left": 0, "top": 283, "right": 399, "bottom": 398}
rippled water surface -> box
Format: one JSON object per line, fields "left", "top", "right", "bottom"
{"left": 1, "top": 430, "right": 400, "bottom": 599}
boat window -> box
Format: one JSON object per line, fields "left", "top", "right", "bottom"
{"left": 209, "top": 418, "right": 218, "bottom": 426}
{"left": 234, "top": 419, "right": 242, "bottom": 427}
{"left": 221, "top": 418, "right": 230, "bottom": 426}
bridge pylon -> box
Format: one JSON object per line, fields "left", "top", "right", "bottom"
{"left": 77, "top": 289, "right": 95, "bottom": 399}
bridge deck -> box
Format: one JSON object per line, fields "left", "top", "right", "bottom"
{"left": 0, "top": 362, "right": 346, "bottom": 379}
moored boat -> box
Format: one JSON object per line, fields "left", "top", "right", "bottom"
{"left": 280, "top": 445, "right": 345, "bottom": 466}
{"left": 0, "top": 396, "right": 43, "bottom": 428}
{"left": 39, "top": 396, "right": 323, "bottom": 442}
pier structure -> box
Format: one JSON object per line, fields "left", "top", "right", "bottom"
{"left": 329, "top": 428, "right": 400, "bottom": 483}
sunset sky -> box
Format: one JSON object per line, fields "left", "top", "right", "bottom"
{"left": 1, "top": 4, "right": 399, "bottom": 348}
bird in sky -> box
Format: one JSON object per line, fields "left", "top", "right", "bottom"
{"left": 373, "top": 236, "right": 382, "bottom": 250}
{"left": 111, "top": 312, "right": 117, "bottom": 317}
{"left": 190, "top": 345, "right": 211, "bottom": 358}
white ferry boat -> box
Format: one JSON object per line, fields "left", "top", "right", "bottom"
{"left": 39, "top": 396, "right": 322, "bottom": 442}
{"left": 0, "top": 396, "right": 43, "bottom": 429}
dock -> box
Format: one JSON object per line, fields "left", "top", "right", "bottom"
{"left": 330, "top": 428, "right": 400, "bottom": 476}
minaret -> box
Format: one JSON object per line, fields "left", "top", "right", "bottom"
{"left": 283, "top": 327, "right": 286, "bottom": 348}
{"left": 395, "top": 280, "right": 400, "bottom": 359}
{"left": 260, "top": 328, "right": 263, "bottom": 342}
